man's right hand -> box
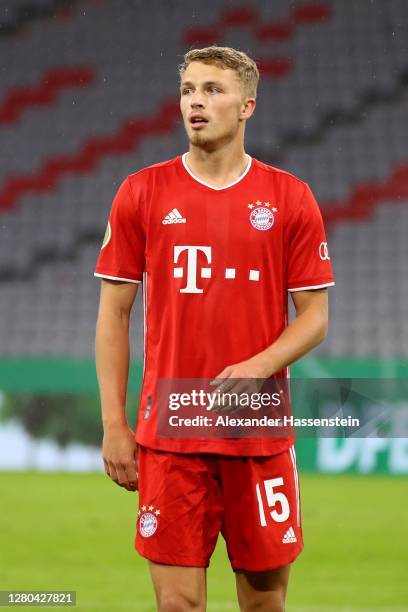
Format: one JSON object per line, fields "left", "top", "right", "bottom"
{"left": 102, "top": 422, "right": 138, "bottom": 492}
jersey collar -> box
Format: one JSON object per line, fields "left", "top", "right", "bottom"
{"left": 181, "top": 152, "right": 253, "bottom": 191}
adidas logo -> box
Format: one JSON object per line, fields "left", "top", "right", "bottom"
{"left": 162, "top": 208, "right": 186, "bottom": 225}
{"left": 282, "top": 526, "right": 297, "bottom": 544}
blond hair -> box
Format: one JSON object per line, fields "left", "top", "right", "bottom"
{"left": 179, "top": 46, "right": 259, "bottom": 98}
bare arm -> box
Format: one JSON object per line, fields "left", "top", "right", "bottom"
{"left": 213, "top": 288, "right": 329, "bottom": 381}
{"left": 254, "top": 288, "right": 329, "bottom": 377}
{"left": 95, "top": 278, "right": 139, "bottom": 491}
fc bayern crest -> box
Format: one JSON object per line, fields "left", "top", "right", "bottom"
{"left": 139, "top": 512, "right": 158, "bottom": 537}
{"left": 138, "top": 505, "right": 160, "bottom": 538}
{"left": 250, "top": 206, "right": 274, "bottom": 231}
{"left": 248, "top": 201, "right": 277, "bottom": 231}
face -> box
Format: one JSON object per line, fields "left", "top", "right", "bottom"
{"left": 180, "top": 61, "right": 255, "bottom": 151}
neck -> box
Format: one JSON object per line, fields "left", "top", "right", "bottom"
{"left": 185, "top": 139, "right": 249, "bottom": 189}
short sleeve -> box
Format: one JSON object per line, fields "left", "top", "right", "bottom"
{"left": 287, "top": 184, "right": 335, "bottom": 292}
{"left": 94, "top": 177, "right": 145, "bottom": 283}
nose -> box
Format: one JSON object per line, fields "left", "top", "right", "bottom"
{"left": 190, "top": 90, "right": 205, "bottom": 108}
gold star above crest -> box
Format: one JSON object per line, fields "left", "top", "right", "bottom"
{"left": 264, "top": 201, "right": 270, "bottom": 207}
{"left": 141, "top": 505, "right": 147, "bottom": 512}
{"left": 148, "top": 505, "right": 154, "bottom": 511}
{"left": 248, "top": 203, "right": 254, "bottom": 209}
{"left": 256, "top": 200, "right": 262, "bottom": 206}
{"left": 272, "top": 207, "right": 278, "bottom": 212}
{"left": 138, "top": 510, "right": 141, "bottom": 516}
{"left": 155, "top": 509, "right": 160, "bottom": 516}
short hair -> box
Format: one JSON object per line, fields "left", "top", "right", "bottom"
{"left": 179, "top": 46, "right": 259, "bottom": 99}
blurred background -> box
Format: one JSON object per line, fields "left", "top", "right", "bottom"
{"left": 0, "top": 1, "right": 407, "bottom": 609}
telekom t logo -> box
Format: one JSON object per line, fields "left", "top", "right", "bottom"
{"left": 174, "top": 246, "right": 211, "bottom": 293}
{"left": 173, "top": 245, "right": 260, "bottom": 293}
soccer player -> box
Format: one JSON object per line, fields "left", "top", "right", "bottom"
{"left": 95, "top": 46, "right": 334, "bottom": 611}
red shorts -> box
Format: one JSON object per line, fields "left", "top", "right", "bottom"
{"left": 135, "top": 445, "right": 303, "bottom": 572}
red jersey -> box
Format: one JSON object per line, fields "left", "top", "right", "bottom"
{"left": 95, "top": 154, "right": 334, "bottom": 456}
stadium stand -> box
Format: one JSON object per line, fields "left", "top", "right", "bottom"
{"left": 326, "top": 204, "right": 408, "bottom": 357}
{"left": 0, "top": 66, "right": 95, "bottom": 124}
{"left": 0, "top": 0, "right": 407, "bottom": 357}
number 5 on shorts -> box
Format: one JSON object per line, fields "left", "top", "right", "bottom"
{"left": 256, "top": 477, "right": 290, "bottom": 526}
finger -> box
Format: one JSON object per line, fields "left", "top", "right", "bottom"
{"left": 219, "top": 376, "right": 238, "bottom": 395}
{"left": 210, "top": 381, "right": 233, "bottom": 404}
{"left": 107, "top": 462, "right": 121, "bottom": 485}
{"left": 236, "top": 381, "right": 251, "bottom": 405}
{"left": 117, "top": 462, "right": 138, "bottom": 491}
{"left": 125, "top": 478, "right": 138, "bottom": 492}
{"left": 209, "top": 369, "right": 229, "bottom": 385}
{"left": 212, "top": 381, "right": 240, "bottom": 411}
{"left": 115, "top": 464, "right": 131, "bottom": 489}
{"left": 126, "top": 457, "right": 138, "bottom": 482}
{"left": 117, "top": 467, "right": 136, "bottom": 492}
{"left": 218, "top": 381, "right": 244, "bottom": 411}
{"left": 124, "top": 462, "right": 138, "bottom": 491}
{"left": 103, "top": 458, "right": 110, "bottom": 477}
{"left": 126, "top": 446, "right": 139, "bottom": 491}
{"left": 124, "top": 473, "right": 138, "bottom": 491}
{"left": 213, "top": 394, "right": 238, "bottom": 414}
{"left": 122, "top": 481, "right": 137, "bottom": 492}
{"left": 209, "top": 369, "right": 233, "bottom": 391}
{"left": 219, "top": 381, "right": 251, "bottom": 414}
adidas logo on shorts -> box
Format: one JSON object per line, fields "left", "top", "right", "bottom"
{"left": 282, "top": 526, "right": 297, "bottom": 544}
{"left": 162, "top": 208, "right": 186, "bottom": 224}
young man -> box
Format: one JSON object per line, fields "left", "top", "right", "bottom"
{"left": 95, "top": 47, "right": 334, "bottom": 611}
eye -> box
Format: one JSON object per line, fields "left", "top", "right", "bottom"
{"left": 207, "top": 86, "right": 220, "bottom": 94}
{"left": 182, "top": 87, "right": 193, "bottom": 95}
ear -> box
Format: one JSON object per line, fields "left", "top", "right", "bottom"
{"left": 240, "top": 97, "right": 256, "bottom": 121}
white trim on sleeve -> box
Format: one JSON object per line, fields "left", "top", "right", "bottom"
{"left": 288, "top": 282, "right": 335, "bottom": 292}
{"left": 94, "top": 272, "right": 142, "bottom": 284}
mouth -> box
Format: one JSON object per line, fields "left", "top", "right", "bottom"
{"left": 189, "top": 115, "right": 209, "bottom": 129}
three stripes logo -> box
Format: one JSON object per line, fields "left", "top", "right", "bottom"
{"left": 162, "top": 208, "right": 186, "bottom": 225}
{"left": 282, "top": 526, "right": 297, "bottom": 544}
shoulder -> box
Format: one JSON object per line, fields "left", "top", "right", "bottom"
{"left": 252, "top": 158, "right": 308, "bottom": 195}
{"left": 252, "top": 159, "right": 322, "bottom": 227}
{"left": 127, "top": 156, "right": 180, "bottom": 187}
